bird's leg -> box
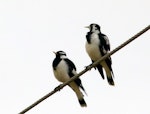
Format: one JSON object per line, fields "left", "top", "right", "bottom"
{"left": 85, "top": 63, "right": 92, "bottom": 70}
{"left": 54, "top": 84, "right": 63, "bottom": 91}
{"left": 85, "top": 60, "right": 96, "bottom": 70}
{"left": 85, "top": 63, "right": 96, "bottom": 70}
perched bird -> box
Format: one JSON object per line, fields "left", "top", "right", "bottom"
{"left": 85, "top": 23, "right": 115, "bottom": 86}
{"left": 52, "top": 51, "right": 87, "bottom": 107}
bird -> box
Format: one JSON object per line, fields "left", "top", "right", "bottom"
{"left": 52, "top": 51, "right": 87, "bottom": 107}
{"left": 85, "top": 23, "right": 115, "bottom": 86}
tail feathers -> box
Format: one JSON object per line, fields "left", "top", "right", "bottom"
{"left": 78, "top": 98, "right": 87, "bottom": 107}
{"left": 107, "top": 76, "right": 115, "bottom": 86}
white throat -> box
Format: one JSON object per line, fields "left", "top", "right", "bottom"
{"left": 60, "top": 55, "right": 67, "bottom": 59}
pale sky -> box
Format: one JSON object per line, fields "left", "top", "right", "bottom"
{"left": 0, "top": 0, "right": 150, "bottom": 114}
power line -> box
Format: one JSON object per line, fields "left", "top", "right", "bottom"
{"left": 19, "top": 25, "right": 150, "bottom": 114}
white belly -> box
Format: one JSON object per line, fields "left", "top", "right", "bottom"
{"left": 86, "top": 41, "right": 110, "bottom": 72}
{"left": 53, "top": 60, "right": 70, "bottom": 82}
{"left": 85, "top": 36, "right": 102, "bottom": 61}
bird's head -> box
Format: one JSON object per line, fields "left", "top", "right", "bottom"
{"left": 85, "top": 23, "right": 101, "bottom": 33}
{"left": 53, "top": 51, "right": 67, "bottom": 58}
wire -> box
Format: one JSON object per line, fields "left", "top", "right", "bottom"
{"left": 19, "top": 25, "right": 150, "bottom": 114}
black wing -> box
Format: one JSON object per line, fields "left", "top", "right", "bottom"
{"left": 99, "top": 34, "right": 113, "bottom": 71}
{"left": 86, "top": 32, "right": 91, "bottom": 44}
{"left": 99, "top": 34, "right": 110, "bottom": 54}
{"left": 96, "top": 64, "right": 105, "bottom": 79}
{"left": 52, "top": 58, "right": 61, "bottom": 70}
{"left": 64, "top": 58, "right": 76, "bottom": 74}
{"left": 64, "top": 59, "right": 86, "bottom": 93}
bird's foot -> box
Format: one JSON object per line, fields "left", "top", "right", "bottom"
{"left": 54, "top": 84, "right": 63, "bottom": 91}
{"left": 85, "top": 63, "right": 96, "bottom": 70}
{"left": 85, "top": 65, "right": 91, "bottom": 70}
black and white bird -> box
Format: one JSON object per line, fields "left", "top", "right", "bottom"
{"left": 52, "top": 51, "right": 87, "bottom": 107}
{"left": 85, "top": 23, "right": 115, "bottom": 86}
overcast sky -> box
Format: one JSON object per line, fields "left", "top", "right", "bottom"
{"left": 0, "top": 0, "right": 150, "bottom": 114}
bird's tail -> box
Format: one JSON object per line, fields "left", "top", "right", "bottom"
{"left": 78, "top": 98, "right": 87, "bottom": 107}
{"left": 76, "top": 90, "right": 87, "bottom": 107}
{"left": 78, "top": 84, "right": 87, "bottom": 107}
{"left": 69, "top": 82, "right": 87, "bottom": 107}
{"left": 107, "top": 75, "right": 115, "bottom": 86}
{"left": 102, "top": 61, "right": 115, "bottom": 86}
{"left": 106, "top": 68, "right": 115, "bottom": 86}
